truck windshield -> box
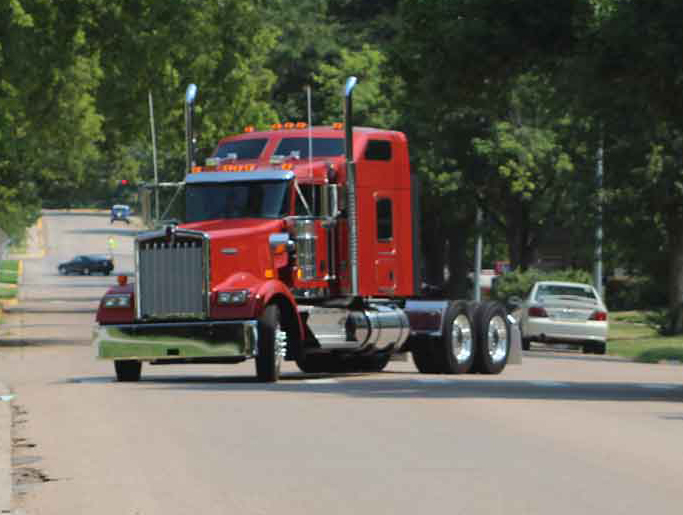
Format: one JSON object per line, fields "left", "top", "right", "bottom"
{"left": 274, "top": 138, "right": 344, "bottom": 159}
{"left": 185, "top": 180, "right": 290, "bottom": 222}
{"left": 213, "top": 139, "right": 267, "bottom": 160}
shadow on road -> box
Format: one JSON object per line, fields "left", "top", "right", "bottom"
{"left": 60, "top": 373, "right": 683, "bottom": 403}
{"left": 66, "top": 228, "right": 141, "bottom": 237}
{"left": 44, "top": 210, "right": 110, "bottom": 218}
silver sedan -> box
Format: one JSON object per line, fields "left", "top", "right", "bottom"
{"left": 511, "top": 281, "right": 608, "bottom": 354}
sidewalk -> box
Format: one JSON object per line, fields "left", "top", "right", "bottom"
{"left": 0, "top": 217, "right": 45, "bottom": 514}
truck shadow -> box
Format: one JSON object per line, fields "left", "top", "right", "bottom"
{"left": 65, "top": 373, "right": 683, "bottom": 403}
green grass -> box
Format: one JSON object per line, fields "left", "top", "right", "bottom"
{"left": 608, "top": 311, "right": 683, "bottom": 363}
{"left": 0, "top": 260, "right": 19, "bottom": 284}
{"left": 0, "top": 286, "right": 17, "bottom": 300}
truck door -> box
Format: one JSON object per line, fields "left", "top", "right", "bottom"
{"left": 374, "top": 194, "right": 398, "bottom": 294}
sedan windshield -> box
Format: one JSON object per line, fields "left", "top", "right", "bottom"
{"left": 535, "top": 284, "right": 597, "bottom": 302}
{"left": 185, "top": 180, "right": 289, "bottom": 222}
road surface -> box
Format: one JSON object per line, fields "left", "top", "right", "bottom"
{"left": 0, "top": 210, "right": 682, "bottom": 514}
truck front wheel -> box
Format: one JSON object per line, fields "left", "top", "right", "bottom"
{"left": 114, "top": 360, "right": 142, "bottom": 382}
{"left": 255, "top": 304, "right": 287, "bottom": 382}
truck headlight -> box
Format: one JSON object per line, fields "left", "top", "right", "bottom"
{"left": 102, "top": 294, "right": 132, "bottom": 308}
{"left": 216, "top": 290, "right": 249, "bottom": 306}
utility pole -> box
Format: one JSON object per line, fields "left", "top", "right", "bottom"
{"left": 594, "top": 131, "right": 604, "bottom": 298}
{"left": 473, "top": 208, "right": 483, "bottom": 302}
{"left": 148, "top": 91, "right": 159, "bottom": 223}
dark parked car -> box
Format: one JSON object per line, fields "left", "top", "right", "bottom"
{"left": 58, "top": 255, "right": 114, "bottom": 276}
{"left": 111, "top": 204, "right": 131, "bottom": 224}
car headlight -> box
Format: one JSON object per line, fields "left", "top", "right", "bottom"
{"left": 216, "top": 290, "right": 249, "bottom": 306}
{"left": 102, "top": 294, "right": 132, "bottom": 308}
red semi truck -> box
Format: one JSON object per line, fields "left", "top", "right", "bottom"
{"left": 93, "top": 78, "right": 520, "bottom": 382}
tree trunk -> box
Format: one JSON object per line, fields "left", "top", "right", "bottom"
{"left": 446, "top": 220, "right": 474, "bottom": 298}
{"left": 421, "top": 216, "right": 446, "bottom": 287}
{"left": 666, "top": 217, "right": 683, "bottom": 334}
{"left": 505, "top": 202, "right": 536, "bottom": 271}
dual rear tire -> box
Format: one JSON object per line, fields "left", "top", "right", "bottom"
{"left": 411, "top": 301, "right": 510, "bottom": 375}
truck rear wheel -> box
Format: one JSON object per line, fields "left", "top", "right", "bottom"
{"left": 114, "top": 360, "right": 142, "bottom": 382}
{"left": 255, "top": 304, "right": 286, "bottom": 382}
{"left": 472, "top": 302, "right": 510, "bottom": 374}
{"left": 434, "top": 301, "right": 476, "bottom": 374}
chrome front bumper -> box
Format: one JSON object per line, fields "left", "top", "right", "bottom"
{"left": 94, "top": 320, "right": 258, "bottom": 361}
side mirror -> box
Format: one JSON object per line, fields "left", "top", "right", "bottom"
{"left": 321, "top": 184, "right": 339, "bottom": 218}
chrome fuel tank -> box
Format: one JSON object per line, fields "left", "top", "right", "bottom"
{"left": 302, "top": 304, "right": 410, "bottom": 352}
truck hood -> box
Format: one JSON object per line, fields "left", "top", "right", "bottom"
{"left": 181, "top": 219, "right": 286, "bottom": 289}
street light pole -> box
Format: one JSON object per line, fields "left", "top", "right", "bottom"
{"left": 148, "top": 91, "right": 159, "bottom": 223}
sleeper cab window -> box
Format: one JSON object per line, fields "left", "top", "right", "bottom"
{"left": 376, "top": 198, "right": 393, "bottom": 241}
{"left": 365, "top": 140, "right": 392, "bottom": 161}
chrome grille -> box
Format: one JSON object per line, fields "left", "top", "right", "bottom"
{"left": 136, "top": 230, "right": 208, "bottom": 320}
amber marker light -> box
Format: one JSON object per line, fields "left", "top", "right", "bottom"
{"left": 192, "top": 166, "right": 203, "bottom": 174}
{"left": 332, "top": 122, "right": 343, "bottom": 130}
{"left": 295, "top": 122, "right": 307, "bottom": 129}
{"left": 272, "top": 123, "right": 283, "bottom": 130}
{"left": 117, "top": 275, "right": 128, "bottom": 286}
{"left": 284, "top": 122, "right": 295, "bottom": 129}
{"left": 264, "top": 269, "right": 274, "bottom": 279}
{"left": 244, "top": 126, "right": 255, "bottom": 133}
{"left": 281, "top": 163, "right": 293, "bottom": 170}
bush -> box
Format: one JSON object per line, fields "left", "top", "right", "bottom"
{"left": 492, "top": 268, "right": 594, "bottom": 306}
{"left": 604, "top": 276, "right": 666, "bottom": 311}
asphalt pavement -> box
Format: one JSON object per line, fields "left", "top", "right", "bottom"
{"left": 0, "top": 217, "right": 46, "bottom": 513}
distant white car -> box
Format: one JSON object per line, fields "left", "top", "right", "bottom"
{"left": 511, "top": 281, "right": 608, "bottom": 354}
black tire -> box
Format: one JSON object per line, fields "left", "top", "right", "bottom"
{"left": 104, "top": 270, "right": 111, "bottom": 276}
{"left": 432, "top": 301, "right": 476, "bottom": 374}
{"left": 58, "top": 266, "right": 66, "bottom": 275}
{"left": 582, "top": 344, "right": 594, "bottom": 354}
{"left": 296, "top": 353, "right": 336, "bottom": 373}
{"left": 593, "top": 342, "right": 606, "bottom": 355}
{"left": 472, "top": 301, "right": 510, "bottom": 375}
{"left": 115, "top": 360, "right": 142, "bottom": 382}
{"left": 255, "top": 304, "right": 286, "bottom": 382}
{"left": 410, "top": 336, "right": 443, "bottom": 374}
{"left": 350, "top": 353, "right": 391, "bottom": 373}
{"left": 522, "top": 338, "right": 531, "bottom": 351}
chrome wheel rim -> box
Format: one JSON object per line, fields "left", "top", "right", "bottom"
{"left": 274, "top": 320, "right": 287, "bottom": 372}
{"left": 451, "top": 314, "right": 473, "bottom": 363}
{"left": 487, "top": 315, "right": 508, "bottom": 364}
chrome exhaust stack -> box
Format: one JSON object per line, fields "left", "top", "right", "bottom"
{"left": 185, "top": 83, "right": 198, "bottom": 175}
{"left": 344, "top": 76, "right": 359, "bottom": 296}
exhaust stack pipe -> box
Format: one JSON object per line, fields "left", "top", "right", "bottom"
{"left": 185, "top": 83, "right": 198, "bottom": 174}
{"left": 344, "top": 76, "right": 359, "bottom": 296}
